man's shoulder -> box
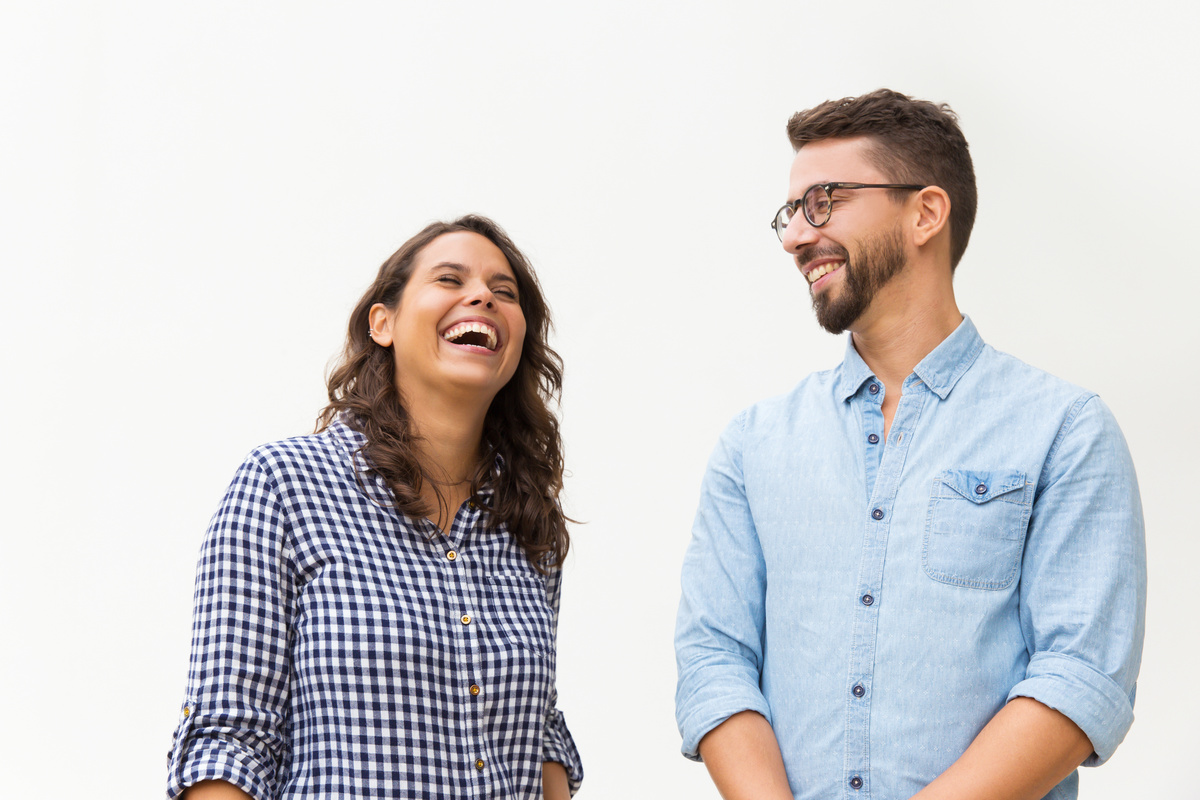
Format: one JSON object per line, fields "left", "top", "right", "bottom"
{"left": 972, "top": 343, "right": 1096, "bottom": 406}
{"left": 729, "top": 365, "right": 844, "bottom": 435}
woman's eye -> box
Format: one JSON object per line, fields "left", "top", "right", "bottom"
{"left": 437, "top": 275, "right": 462, "bottom": 285}
{"left": 495, "top": 287, "right": 518, "bottom": 300}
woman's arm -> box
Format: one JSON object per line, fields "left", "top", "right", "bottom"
{"left": 543, "top": 761, "right": 570, "bottom": 799}
{"left": 167, "top": 455, "right": 295, "bottom": 799}
{"left": 183, "top": 780, "right": 254, "bottom": 800}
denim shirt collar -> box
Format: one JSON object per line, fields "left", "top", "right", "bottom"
{"left": 835, "top": 315, "right": 985, "bottom": 401}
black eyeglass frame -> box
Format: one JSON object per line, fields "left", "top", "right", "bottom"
{"left": 771, "top": 182, "right": 928, "bottom": 240}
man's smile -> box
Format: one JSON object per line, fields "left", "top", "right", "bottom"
{"left": 805, "top": 259, "right": 846, "bottom": 285}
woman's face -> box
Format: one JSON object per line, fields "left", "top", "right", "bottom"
{"left": 370, "top": 231, "right": 527, "bottom": 407}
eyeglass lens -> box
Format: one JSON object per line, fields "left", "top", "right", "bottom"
{"left": 774, "top": 185, "right": 834, "bottom": 241}
{"left": 803, "top": 185, "right": 832, "bottom": 227}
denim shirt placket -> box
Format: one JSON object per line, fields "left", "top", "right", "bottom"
{"left": 843, "top": 373, "right": 930, "bottom": 799}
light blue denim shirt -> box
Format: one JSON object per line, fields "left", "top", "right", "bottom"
{"left": 675, "top": 317, "right": 1145, "bottom": 800}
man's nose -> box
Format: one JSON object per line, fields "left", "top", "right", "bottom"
{"left": 781, "top": 216, "right": 820, "bottom": 253}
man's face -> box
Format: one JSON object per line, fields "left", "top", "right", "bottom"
{"left": 780, "top": 138, "right": 910, "bottom": 334}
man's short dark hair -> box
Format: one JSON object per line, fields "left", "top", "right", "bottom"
{"left": 787, "top": 89, "right": 977, "bottom": 271}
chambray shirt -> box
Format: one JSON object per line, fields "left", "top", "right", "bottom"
{"left": 167, "top": 419, "right": 582, "bottom": 799}
{"left": 675, "top": 317, "right": 1145, "bottom": 800}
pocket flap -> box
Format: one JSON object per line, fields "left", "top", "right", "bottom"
{"left": 937, "top": 469, "right": 1027, "bottom": 504}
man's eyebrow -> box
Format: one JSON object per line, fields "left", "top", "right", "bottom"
{"left": 431, "top": 261, "right": 517, "bottom": 286}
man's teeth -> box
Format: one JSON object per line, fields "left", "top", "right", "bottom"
{"left": 442, "top": 321, "right": 498, "bottom": 350}
{"left": 807, "top": 260, "right": 845, "bottom": 284}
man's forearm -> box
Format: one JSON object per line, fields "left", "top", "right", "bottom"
{"left": 911, "top": 697, "right": 1093, "bottom": 800}
{"left": 697, "top": 710, "right": 793, "bottom": 800}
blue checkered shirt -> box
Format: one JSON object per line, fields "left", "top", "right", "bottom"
{"left": 167, "top": 419, "right": 582, "bottom": 799}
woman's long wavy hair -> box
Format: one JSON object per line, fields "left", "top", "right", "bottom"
{"left": 317, "top": 215, "right": 569, "bottom": 570}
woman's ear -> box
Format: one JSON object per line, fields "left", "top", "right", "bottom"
{"left": 912, "top": 185, "right": 951, "bottom": 247}
{"left": 368, "top": 303, "right": 395, "bottom": 347}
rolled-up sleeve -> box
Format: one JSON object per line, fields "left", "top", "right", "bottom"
{"left": 540, "top": 564, "right": 584, "bottom": 794}
{"left": 166, "top": 455, "right": 295, "bottom": 799}
{"left": 675, "top": 412, "right": 772, "bottom": 760}
{"left": 1007, "top": 395, "right": 1146, "bottom": 765}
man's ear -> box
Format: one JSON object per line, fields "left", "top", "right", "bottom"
{"left": 368, "top": 303, "right": 395, "bottom": 347}
{"left": 912, "top": 186, "right": 951, "bottom": 247}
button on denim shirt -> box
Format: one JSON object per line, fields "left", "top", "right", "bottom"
{"left": 675, "top": 317, "right": 1145, "bottom": 800}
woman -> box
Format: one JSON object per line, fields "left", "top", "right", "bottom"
{"left": 167, "top": 215, "right": 582, "bottom": 799}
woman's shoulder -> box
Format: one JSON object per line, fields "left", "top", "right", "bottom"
{"left": 238, "top": 419, "right": 362, "bottom": 488}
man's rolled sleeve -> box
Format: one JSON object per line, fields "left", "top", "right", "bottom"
{"left": 166, "top": 455, "right": 295, "bottom": 800}
{"left": 675, "top": 412, "right": 773, "bottom": 760}
{"left": 1011, "top": 394, "right": 1146, "bottom": 765}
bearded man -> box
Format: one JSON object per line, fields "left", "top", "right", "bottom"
{"left": 674, "top": 89, "right": 1145, "bottom": 800}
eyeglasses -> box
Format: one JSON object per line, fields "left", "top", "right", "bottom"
{"left": 771, "top": 182, "right": 927, "bottom": 241}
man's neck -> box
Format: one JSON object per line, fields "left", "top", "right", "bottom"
{"left": 849, "top": 285, "right": 962, "bottom": 391}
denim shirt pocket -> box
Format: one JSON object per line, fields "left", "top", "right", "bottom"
{"left": 923, "top": 469, "right": 1033, "bottom": 590}
{"left": 485, "top": 572, "right": 555, "bottom": 661}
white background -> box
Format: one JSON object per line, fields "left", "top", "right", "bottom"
{"left": 1, "top": 2, "right": 1197, "bottom": 798}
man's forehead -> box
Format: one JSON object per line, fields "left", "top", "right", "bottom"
{"left": 789, "top": 137, "right": 884, "bottom": 187}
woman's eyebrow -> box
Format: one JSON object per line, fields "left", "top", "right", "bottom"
{"left": 432, "top": 261, "right": 517, "bottom": 288}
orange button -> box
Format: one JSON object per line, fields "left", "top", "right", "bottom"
{"left": 460, "top": 614, "right": 471, "bottom": 625}
{"left": 447, "top": 550, "right": 457, "bottom": 561}
{"left": 470, "top": 684, "right": 481, "bottom": 696}
{"left": 475, "top": 758, "right": 485, "bottom": 771}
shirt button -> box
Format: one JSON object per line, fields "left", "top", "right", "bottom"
{"left": 867, "top": 433, "right": 879, "bottom": 444}
{"left": 868, "top": 383, "right": 880, "bottom": 395}
{"left": 850, "top": 775, "right": 863, "bottom": 789}
{"left": 975, "top": 483, "right": 988, "bottom": 495}
{"left": 469, "top": 500, "right": 477, "bottom": 509}
{"left": 470, "top": 684, "right": 481, "bottom": 696}
{"left": 183, "top": 706, "right": 191, "bottom": 717}
{"left": 861, "top": 594, "right": 874, "bottom": 606}
{"left": 447, "top": 550, "right": 457, "bottom": 561}
{"left": 852, "top": 684, "right": 865, "bottom": 697}
{"left": 460, "top": 614, "right": 471, "bottom": 625}
{"left": 871, "top": 508, "right": 884, "bottom": 520}
{"left": 475, "top": 758, "right": 485, "bottom": 771}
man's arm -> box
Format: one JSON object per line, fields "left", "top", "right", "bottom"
{"left": 910, "top": 697, "right": 1092, "bottom": 800}
{"left": 915, "top": 394, "right": 1145, "bottom": 798}
{"left": 698, "top": 711, "right": 793, "bottom": 800}
{"left": 675, "top": 412, "right": 776, "bottom": 780}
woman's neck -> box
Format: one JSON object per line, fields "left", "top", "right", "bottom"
{"left": 401, "top": 388, "right": 491, "bottom": 531}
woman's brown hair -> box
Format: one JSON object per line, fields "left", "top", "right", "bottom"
{"left": 317, "top": 215, "right": 569, "bottom": 569}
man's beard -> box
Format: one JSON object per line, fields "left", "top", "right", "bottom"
{"left": 807, "top": 225, "right": 908, "bottom": 334}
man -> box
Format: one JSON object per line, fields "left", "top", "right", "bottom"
{"left": 674, "top": 89, "right": 1145, "bottom": 800}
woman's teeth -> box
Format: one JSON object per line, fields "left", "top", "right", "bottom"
{"left": 442, "top": 321, "right": 498, "bottom": 351}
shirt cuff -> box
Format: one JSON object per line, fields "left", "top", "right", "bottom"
{"left": 676, "top": 672, "right": 772, "bottom": 761}
{"left": 1007, "top": 651, "right": 1136, "bottom": 765}
{"left": 542, "top": 707, "right": 584, "bottom": 795}
{"left": 165, "top": 700, "right": 277, "bottom": 800}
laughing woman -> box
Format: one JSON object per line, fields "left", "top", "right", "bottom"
{"left": 167, "top": 216, "right": 582, "bottom": 799}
